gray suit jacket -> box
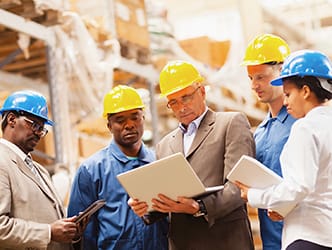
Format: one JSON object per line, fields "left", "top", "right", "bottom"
{"left": 0, "top": 143, "right": 72, "bottom": 250}
{"left": 156, "top": 110, "right": 255, "bottom": 250}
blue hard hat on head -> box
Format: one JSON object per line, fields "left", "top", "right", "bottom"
{"left": 0, "top": 90, "right": 53, "bottom": 125}
{"left": 271, "top": 50, "right": 332, "bottom": 86}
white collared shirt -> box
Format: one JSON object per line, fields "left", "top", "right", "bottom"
{"left": 248, "top": 106, "right": 332, "bottom": 249}
{"left": 179, "top": 107, "right": 208, "bottom": 156}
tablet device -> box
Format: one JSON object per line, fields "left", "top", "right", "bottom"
{"left": 227, "top": 155, "right": 283, "bottom": 188}
{"left": 227, "top": 155, "right": 295, "bottom": 216}
{"left": 74, "top": 199, "right": 106, "bottom": 223}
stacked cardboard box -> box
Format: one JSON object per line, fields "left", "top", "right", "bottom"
{"left": 113, "top": 0, "right": 151, "bottom": 63}
{"left": 179, "top": 36, "right": 231, "bottom": 69}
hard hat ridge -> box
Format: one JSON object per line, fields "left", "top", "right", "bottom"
{"left": 103, "top": 85, "right": 145, "bottom": 117}
{"left": 271, "top": 49, "right": 332, "bottom": 92}
{"left": 242, "top": 33, "right": 290, "bottom": 66}
{"left": 159, "top": 60, "right": 204, "bottom": 97}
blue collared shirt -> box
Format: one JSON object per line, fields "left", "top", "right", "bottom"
{"left": 67, "top": 140, "right": 168, "bottom": 250}
{"left": 254, "top": 106, "right": 296, "bottom": 250}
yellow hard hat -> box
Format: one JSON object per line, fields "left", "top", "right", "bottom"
{"left": 241, "top": 34, "right": 290, "bottom": 66}
{"left": 103, "top": 85, "right": 144, "bottom": 117}
{"left": 159, "top": 60, "right": 204, "bottom": 96}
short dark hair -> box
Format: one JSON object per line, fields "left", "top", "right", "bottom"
{"left": 1, "top": 111, "right": 28, "bottom": 132}
{"left": 1, "top": 111, "right": 18, "bottom": 132}
{"left": 264, "top": 61, "right": 281, "bottom": 65}
{"left": 1, "top": 113, "right": 8, "bottom": 132}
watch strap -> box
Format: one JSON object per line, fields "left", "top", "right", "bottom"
{"left": 193, "top": 199, "right": 207, "bottom": 217}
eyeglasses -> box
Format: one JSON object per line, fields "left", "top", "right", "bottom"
{"left": 22, "top": 116, "right": 48, "bottom": 137}
{"left": 167, "top": 87, "right": 201, "bottom": 109}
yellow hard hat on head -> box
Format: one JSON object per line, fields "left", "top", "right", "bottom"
{"left": 241, "top": 34, "right": 290, "bottom": 66}
{"left": 159, "top": 60, "right": 204, "bottom": 96}
{"left": 103, "top": 85, "right": 144, "bottom": 117}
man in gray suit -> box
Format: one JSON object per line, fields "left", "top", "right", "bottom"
{"left": 129, "top": 60, "right": 255, "bottom": 250}
{"left": 0, "top": 90, "right": 78, "bottom": 250}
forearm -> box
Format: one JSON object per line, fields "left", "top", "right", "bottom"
{"left": 0, "top": 215, "right": 50, "bottom": 248}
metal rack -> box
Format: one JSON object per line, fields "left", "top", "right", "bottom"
{"left": 0, "top": 5, "right": 162, "bottom": 167}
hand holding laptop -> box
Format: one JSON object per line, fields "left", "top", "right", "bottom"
{"left": 117, "top": 153, "right": 223, "bottom": 212}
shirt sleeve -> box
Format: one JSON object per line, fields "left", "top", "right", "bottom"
{"left": 48, "top": 224, "right": 51, "bottom": 243}
{"left": 67, "top": 164, "right": 99, "bottom": 248}
{"left": 248, "top": 121, "right": 318, "bottom": 216}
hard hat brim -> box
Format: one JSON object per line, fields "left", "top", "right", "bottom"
{"left": 159, "top": 76, "right": 204, "bottom": 97}
{"left": 0, "top": 108, "right": 54, "bottom": 126}
{"left": 271, "top": 73, "right": 300, "bottom": 86}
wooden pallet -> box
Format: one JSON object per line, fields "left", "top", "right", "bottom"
{"left": 119, "top": 38, "right": 151, "bottom": 64}
{"left": 0, "top": 0, "right": 60, "bottom": 26}
{"left": 0, "top": 0, "right": 61, "bottom": 81}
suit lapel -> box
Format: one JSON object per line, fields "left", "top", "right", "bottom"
{"left": 186, "top": 110, "right": 215, "bottom": 157}
{"left": 170, "top": 128, "right": 184, "bottom": 154}
{"left": 1, "top": 142, "right": 64, "bottom": 217}
{"left": 15, "top": 156, "right": 43, "bottom": 187}
{"left": 35, "top": 164, "right": 65, "bottom": 217}
{"left": 16, "top": 157, "right": 61, "bottom": 207}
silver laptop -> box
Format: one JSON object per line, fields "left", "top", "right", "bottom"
{"left": 117, "top": 152, "right": 223, "bottom": 212}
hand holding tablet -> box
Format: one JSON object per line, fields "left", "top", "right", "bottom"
{"left": 74, "top": 199, "right": 106, "bottom": 223}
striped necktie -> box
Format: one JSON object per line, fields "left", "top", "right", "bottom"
{"left": 25, "top": 156, "right": 43, "bottom": 183}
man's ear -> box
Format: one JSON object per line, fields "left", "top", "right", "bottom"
{"left": 107, "top": 121, "right": 112, "bottom": 132}
{"left": 7, "top": 112, "right": 17, "bottom": 127}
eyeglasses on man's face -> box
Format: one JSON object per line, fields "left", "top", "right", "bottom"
{"left": 21, "top": 116, "right": 48, "bottom": 137}
{"left": 167, "top": 87, "right": 201, "bottom": 109}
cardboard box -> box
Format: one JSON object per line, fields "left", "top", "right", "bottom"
{"left": 179, "top": 36, "right": 211, "bottom": 66}
{"left": 78, "top": 134, "right": 109, "bottom": 158}
{"left": 179, "top": 36, "right": 231, "bottom": 68}
{"left": 114, "top": 0, "right": 150, "bottom": 49}
{"left": 210, "top": 40, "right": 231, "bottom": 68}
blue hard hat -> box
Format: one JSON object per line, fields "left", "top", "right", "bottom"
{"left": 271, "top": 50, "right": 332, "bottom": 86}
{"left": 0, "top": 90, "right": 53, "bottom": 125}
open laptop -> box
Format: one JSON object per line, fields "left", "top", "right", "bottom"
{"left": 117, "top": 152, "right": 224, "bottom": 211}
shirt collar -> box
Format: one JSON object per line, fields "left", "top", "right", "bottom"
{"left": 259, "top": 106, "right": 290, "bottom": 127}
{"left": 0, "top": 138, "right": 27, "bottom": 161}
{"left": 179, "top": 106, "right": 208, "bottom": 135}
{"left": 110, "top": 140, "right": 154, "bottom": 164}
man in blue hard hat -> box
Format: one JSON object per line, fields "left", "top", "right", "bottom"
{"left": 0, "top": 90, "right": 80, "bottom": 250}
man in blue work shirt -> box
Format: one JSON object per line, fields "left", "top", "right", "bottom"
{"left": 67, "top": 85, "right": 168, "bottom": 250}
{"left": 241, "top": 34, "right": 297, "bottom": 250}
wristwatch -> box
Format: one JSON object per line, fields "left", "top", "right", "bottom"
{"left": 193, "top": 200, "right": 207, "bottom": 217}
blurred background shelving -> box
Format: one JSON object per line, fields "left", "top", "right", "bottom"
{"left": 1, "top": 1, "right": 332, "bottom": 248}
